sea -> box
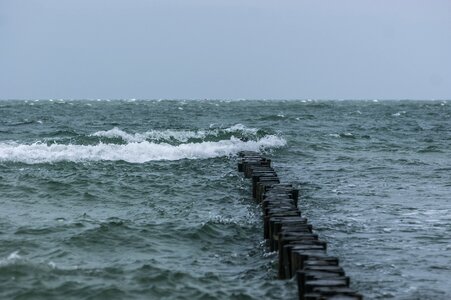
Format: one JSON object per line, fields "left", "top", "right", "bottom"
{"left": 0, "top": 99, "right": 450, "bottom": 300}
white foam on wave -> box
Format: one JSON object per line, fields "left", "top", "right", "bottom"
{"left": 223, "top": 124, "right": 258, "bottom": 135}
{"left": 92, "top": 124, "right": 259, "bottom": 143}
{"left": 92, "top": 127, "right": 208, "bottom": 143}
{"left": 0, "top": 251, "right": 22, "bottom": 266}
{"left": 0, "top": 136, "right": 286, "bottom": 164}
{"left": 7, "top": 251, "right": 21, "bottom": 260}
{"left": 392, "top": 111, "right": 406, "bottom": 117}
{"left": 0, "top": 250, "right": 60, "bottom": 270}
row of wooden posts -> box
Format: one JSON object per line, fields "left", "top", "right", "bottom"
{"left": 237, "top": 151, "right": 363, "bottom": 300}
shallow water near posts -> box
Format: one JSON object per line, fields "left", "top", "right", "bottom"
{"left": 0, "top": 99, "right": 450, "bottom": 299}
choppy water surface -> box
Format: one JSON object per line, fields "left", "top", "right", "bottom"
{"left": 1, "top": 100, "right": 450, "bottom": 299}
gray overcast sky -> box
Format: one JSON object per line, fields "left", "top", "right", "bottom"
{"left": 1, "top": 0, "right": 450, "bottom": 100}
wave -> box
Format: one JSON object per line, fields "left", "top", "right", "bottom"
{"left": 0, "top": 136, "right": 286, "bottom": 164}
{"left": 0, "top": 251, "right": 22, "bottom": 266}
{"left": 91, "top": 124, "right": 259, "bottom": 143}
{"left": 91, "top": 127, "right": 208, "bottom": 143}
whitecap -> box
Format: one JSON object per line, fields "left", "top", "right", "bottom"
{"left": 91, "top": 127, "right": 209, "bottom": 143}
{"left": 0, "top": 136, "right": 286, "bottom": 164}
{"left": 7, "top": 251, "right": 21, "bottom": 260}
{"left": 92, "top": 127, "right": 147, "bottom": 143}
{"left": 0, "top": 251, "right": 21, "bottom": 266}
{"left": 92, "top": 125, "right": 259, "bottom": 143}
{"left": 392, "top": 111, "right": 406, "bottom": 117}
{"left": 224, "top": 124, "right": 258, "bottom": 135}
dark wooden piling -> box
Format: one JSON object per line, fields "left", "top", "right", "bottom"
{"left": 237, "top": 151, "right": 362, "bottom": 300}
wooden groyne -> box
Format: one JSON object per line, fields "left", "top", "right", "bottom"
{"left": 238, "top": 151, "right": 363, "bottom": 300}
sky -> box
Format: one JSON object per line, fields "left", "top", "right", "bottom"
{"left": 0, "top": 0, "right": 450, "bottom": 100}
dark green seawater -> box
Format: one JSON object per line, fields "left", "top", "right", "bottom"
{"left": 1, "top": 99, "right": 450, "bottom": 299}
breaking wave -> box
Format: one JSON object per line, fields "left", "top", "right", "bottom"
{"left": 91, "top": 124, "right": 259, "bottom": 143}
{"left": 0, "top": 136, "right": 286, "bottom": 164}
{"left": 91, "top": 127, "right": 208, "bottom": 143}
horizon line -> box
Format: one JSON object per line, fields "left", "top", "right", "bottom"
{"left": 0, "top": 98, "right": 450, "bottom": 102}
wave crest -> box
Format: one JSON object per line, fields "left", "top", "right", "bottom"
{"left": 91, "top": 124, "right": 260, "bottom": 143}
{"left": 0, "top": 136, "right": 286, "bottom": 164}
{"left": 91, "top": 127, "right": 208, "bottom": 143}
